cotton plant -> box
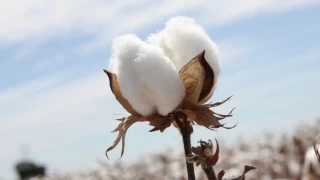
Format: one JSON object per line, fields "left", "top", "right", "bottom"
{"left": 302, "top": 143, "right": 320, "bottom": 179}
{"left": 315, "top": 135, "right": 320, "bottom": 165}
{"left": 301, "top": 135, "right": 320, "bottom": 179}
{"left": 103, "top": 16, "right": 250, "bottom": 179}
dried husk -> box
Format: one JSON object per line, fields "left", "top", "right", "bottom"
{"left": 197, "top": 51, "right": 215, "bottom": 104}
{"left": 103, "top": 69, "right": 138, "bottom": 115}
{"left": 106, "top": 96, "right": 235, "bottom": 159}
{"left": 179, "top": 50, "right": 215, "bottom": 105}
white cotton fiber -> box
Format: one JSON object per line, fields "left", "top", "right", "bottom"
{"left": 109, "top": 34, "right": 150, "bottom": 115}
{"left": 109, "top": 34, "right": 186, "bottom": 116}
{"left": 133, "top": 45, "right": 186, "bottom": 116}
{"left": 147, "top": 16, "right": 221, "bottom": 90}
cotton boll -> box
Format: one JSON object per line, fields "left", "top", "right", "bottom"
{"left": 147, "top": 16, "right": 221, "bottom": 89}
{"left": 109, "top": 34, "right": 185, "bottom": 116}
{"left": 109, "top": 34, "right": 155, "bottom": 116}
{"left": 134, "top": 45, "right": 186, "bottom": 116}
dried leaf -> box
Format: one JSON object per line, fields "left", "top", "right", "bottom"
{"left": 217, "top": 170, "right": 225, "bottom": 180}
{"left": 178, "top": 109, "right": 197, "bottom": 124}
{"left": 189, "top": 106, "right": 223, "bottom": 128}
{"left": 111, "top": 118, "right": 125, "bottom": 133}
{"left": 208, "top": 139, "right": 219, "bottom": 166}
{"left": 188, "top": 139, "right": 220, "bottom": 169}
{"left": 145, "top": 114, "right": 172, "bottom": 132}
{"left": 178, "top": 99, "right": 236, "bottom": 131}
{"left": 213, "top": 107, "right": 235, "bottom": 119}
{"left": 105, "top": 115, "right": 140, "bottom": 159}
{"left": 106, "top": 114, "right": 174, "bottom": 159}
{"left": 186, "top": 152, "right": 204, "bottom": 165}
{"left": 204, "top": 95, "right": 233, "bottom": 108}
{"left": 220, "top": 165, "right": 256, "bottom": 180}
{"left": 179, "top": 51, "right": 206, "bottom": 105}
{"left": 186, "top": 154, "right": 205, "bottom": 165}
{"left": 191, "top": 146, "right": 204, "bottom": 155}
{"left": 242, "top": 165, "right": 257, "bottom": 175}
{"left": 103, "top": 69, "right": 137, "bottom": 115}
{"left": 177, "top": 95, "right": 237, "bottom": 132}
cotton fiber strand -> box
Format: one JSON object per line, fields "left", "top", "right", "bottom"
{"left": 147, "top": 16, "right": 221, "bottom": 90}
{"left": 109, "top": 34, "right": 185, "bottom": 116}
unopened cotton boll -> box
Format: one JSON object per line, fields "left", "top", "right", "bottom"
{"left": 147, "top": 16, "right": 221, "bottom": 90}
{"left": 109, "top": 34, "right": 186, "bottom": 116}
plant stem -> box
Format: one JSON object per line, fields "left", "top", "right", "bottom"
{"left": 181, "top": 126, "right": 195, "bottom": 180}
{"left": 173, "top": 113, "right": 196, "bottom": 180}
{"left": 202, "top": 166, "right": 217, "bottom": 180}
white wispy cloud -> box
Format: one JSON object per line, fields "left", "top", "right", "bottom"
{"left": 0, "top": 72, "right": 112, "bottom": 130}
{"left": 32, "top": 55, "right": 65, "bottom": 72}
{"left": 199, "top": 0, "right": 320, "bottom": 27}
{"left": 0, "top": 73, "right": 66, "bottom": 105}
{"left": 1, "top": 0, "right": 318, "bottom": 50}
{"left": 78, "top": 0, "right": 320, "bottom": 53}
{"left": 217, "top": 38, "right": 262, "bottom": 64}
{"left": 76, "top": 0, "right": 210, "bottom": 53}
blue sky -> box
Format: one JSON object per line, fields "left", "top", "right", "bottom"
{"left": 1, "top": 0, "right": 320, "bottom": 179}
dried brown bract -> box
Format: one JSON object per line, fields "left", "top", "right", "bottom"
{"left": 105, "top": 96, "right": 235, "bottom": 159}
{"left": 178, "top": 98, "right": 236, "bottom": 130}
{"left": 105, "top": 114, "right": 173, "bottom": 158}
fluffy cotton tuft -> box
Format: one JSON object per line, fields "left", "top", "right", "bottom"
{"left": 109, "top": 34, "right": 186, "bottom": 116}
{"left": 147, "top": 16, "right": 221, "bottom": 89}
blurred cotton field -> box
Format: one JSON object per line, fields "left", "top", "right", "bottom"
{"left": 27, "top": 119, "right": 320, "bottom": 180}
